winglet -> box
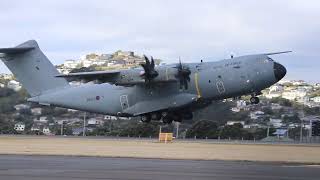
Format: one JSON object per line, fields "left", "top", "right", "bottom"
{"left": 264, "top": 51, "right": 292, "bottom": 56}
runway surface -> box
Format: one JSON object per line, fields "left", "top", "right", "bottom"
{"left": 0, "top": 155, "right": 320, "bottom": 180}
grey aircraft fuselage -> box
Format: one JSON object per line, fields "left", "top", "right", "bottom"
{"left": 0, "top": 40, "right": 287, "bottom": 123}
{"left": 29, "top": 55, "right": 284, "bottom": 117}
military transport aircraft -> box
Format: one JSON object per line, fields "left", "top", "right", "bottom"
{"left": 0, "top": 40, "right": 288, "bottom": 123}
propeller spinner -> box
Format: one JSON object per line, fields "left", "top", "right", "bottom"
{"left": 140, "top": 55, "right": 158, "bottom": 82}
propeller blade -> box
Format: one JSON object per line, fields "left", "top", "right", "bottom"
{"left": 151, "top": 56, "right": 155, "bottom": 68}
{"left": 175, "top": 58, "right": 191, "bottom": 90}
{"left": 140, "top": 55, "right": 159, "bottom": 82}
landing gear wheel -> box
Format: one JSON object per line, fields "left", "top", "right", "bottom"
{"left": 141, "top": 114, "right": 151, "bottom": 123}
{"left": 250, "top": 96, "right": 260, "bottom": 104}
{"left": 151, "top": 113, "right": 161, "bottom": 121}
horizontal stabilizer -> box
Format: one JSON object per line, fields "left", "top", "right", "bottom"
{"left": 0, "top": 47, "right": 34, "bottom": 54}
{"left": 264, "top": 51, "right": 292, "bottom": 56}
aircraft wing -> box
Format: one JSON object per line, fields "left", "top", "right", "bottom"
{"left": 56, "top": 70, "right": 120, "bottom": 83}
{"left": 123, "top": 93, "right": 198, "bottom": 116}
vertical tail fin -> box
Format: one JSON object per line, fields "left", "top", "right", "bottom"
{"left": 0, "top": 40, "right": 69, "bottom": 97}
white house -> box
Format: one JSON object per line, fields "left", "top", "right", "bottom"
{"left": 231, "top": 107, "right": 241, "bottom": 112}
{"left": 269, "top": 84, "right": 284, "bottom": 92}
{"left": 34, "top": 116, "right": 48, "bottom": 123}
{"left": 282, "top": 89, "right": 307, "bottom": 101}
{"left": 250, "top": 111, "right": 265, "bottom": 120}
{"left": 81, "top": 60, "right": 93, "bottom": 67}
{"left": 104, "top": 115, "right": 118, "bottom": 120}
{"left": 14, "top": 122, "right": 25, "bottom": 132}
{"left": 292, "top": 80, "right": 306, "bottom": 86}
{"left": 63, "top": 59, "right": 79, "bottom": 69}
{"left": 226, "top": 121, "right": 245, "bottom": 126}
{"left": 31, "top": 108, "right": 42, "bottom": 115}
{"left": 269, "top": 118, "right": 283, "bottom": 128}
{"left": 31, "top": 125, "right": 40, "bottom": 132}
{"left": 271, "top": 103, "right": 282, "bottom": 110}
{"left": 236, "top": 100, "right": 247, "bottom": 108}
{"left": 7, "top": 80, "right": 21, "bottom": 91}
{"left": 311, "top": 96, "right": 320, "bottom": 103}
{"left": 0, "top": 73, "right": 13, "bottom": 80}
{"left": 265, "top": 92, "right": 282, "bottom": 99}
{"left": 87, "top": 118, "right": 104, "bottom": 126}
{"left": 14, "top": 104, "right": 30, "bottom": 111}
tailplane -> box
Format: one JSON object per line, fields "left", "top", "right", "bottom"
{"left": 0, "top": 40, "right": 69, "bottom": 97}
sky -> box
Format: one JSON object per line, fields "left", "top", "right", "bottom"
{"left": 0, "top": 0, "right": 319, "bottom": 82}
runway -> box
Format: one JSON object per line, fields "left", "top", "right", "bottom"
{"left": 0, "top": 155, "right": 319, "bottom": 180}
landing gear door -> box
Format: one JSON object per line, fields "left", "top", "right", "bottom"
{"left": 120, "top": 95, "right": 129, "bottom": 110}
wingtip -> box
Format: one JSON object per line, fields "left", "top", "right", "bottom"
{"left": 264, "top": 51, "right": 292, "bottom": 56}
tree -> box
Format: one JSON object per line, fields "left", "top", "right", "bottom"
{"left": 186, "top": 120, "right": 219, "bottom": 139}
{"left": 119, "top": 121, "right": 159, "bottom": 137}
{"left": 219, "top": 123, "right": 244, "bottom": 139}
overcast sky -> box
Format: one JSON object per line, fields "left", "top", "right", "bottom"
{"left": 0, "top": 0, "right": 319, "bottom": 82}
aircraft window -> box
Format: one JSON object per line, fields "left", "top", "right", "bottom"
{"left": 218, "top": 75, "right": 222, "bottom": 78}
{"left": 208, "top": 80, "right": 211, "bottom": 83}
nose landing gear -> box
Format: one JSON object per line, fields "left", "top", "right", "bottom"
{"left": 141, "top": 114, "right": 151, "bottom": 123}
{"left": 250, "top": 96, "right": 260, "bottom": 104}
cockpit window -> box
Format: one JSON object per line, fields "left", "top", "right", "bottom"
{"left": 267, "top": 57, "right": 274, "bottom": 61}
{"left": 264, "top": 57, "right": 274, "bottom": 63}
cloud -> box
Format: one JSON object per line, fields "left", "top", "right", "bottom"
{"left": 0, "top": 0, "right": 319, "bottom": 82}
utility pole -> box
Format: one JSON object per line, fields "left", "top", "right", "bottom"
{"left": 309, "top": 119, "right": 312, "bottom": 138}
{"left": 83, "top": 112, "right": 86, "bottom": 136}
{"left": 176, "top": 122, "right": 180, "bottom": 139}
{"left": 60, "top": 120, "right": 64, "bottom": 136}
{"left": 300, "top": 119, "right": 303, "bottom": 142}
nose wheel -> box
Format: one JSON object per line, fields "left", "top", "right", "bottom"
{"left": 250, "top": 96, "right": 260, "bottom": 104}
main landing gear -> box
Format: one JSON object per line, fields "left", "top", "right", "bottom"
{"left": 140, "top": 111, "right": 193, "bottom": 124}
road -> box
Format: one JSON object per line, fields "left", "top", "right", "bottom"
{"left": 0, "top": 155, "right": 319, "bottom": 180}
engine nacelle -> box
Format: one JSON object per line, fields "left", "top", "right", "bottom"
{"left": 115, "top": 67, "right": 179, "bottom": 85}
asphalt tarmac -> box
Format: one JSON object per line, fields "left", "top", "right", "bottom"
{"left": 0, "top": 155, "right": 319, "bottom": 180}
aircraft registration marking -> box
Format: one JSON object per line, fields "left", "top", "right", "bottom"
{"left": 195, "top": 73, "right": 202, "bottom": 98}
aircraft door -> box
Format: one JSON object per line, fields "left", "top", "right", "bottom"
{"left": 120, "top": 95, "right": 129, "bottom": 110}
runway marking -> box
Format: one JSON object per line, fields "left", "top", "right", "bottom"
{"left": 282, "top": 165, "right": 320, "bottom": 168}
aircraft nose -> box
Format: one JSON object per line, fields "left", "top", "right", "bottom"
{"left": 273, "top": 62, "right": 286, "bottom": 81}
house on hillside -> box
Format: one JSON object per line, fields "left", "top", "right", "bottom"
{"left": 250, "top": 111, "right": 265, "bottom": 120}
{"left": 14, "top": 104, "right": 30, "bottom": 111}
{"left": 269, "top": 118, "right": 283, "bottom": 128}
{"left": 7, "top": 80, "right": 21, "bottom": 91}
{"left": 311, "top": 96, "right": 320, "bottom": 103}
{"left": 226, "top": 121, "right": 245, "bottom": 126}
{"left": 31, "top": 108, "right": 42, "bottom": 115}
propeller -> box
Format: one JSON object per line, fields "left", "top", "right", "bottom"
{"left": 175, "top": 58, "right": 191, "bottom": 90}
{"left": 140, "top": 55, "right": 158, "bottom": 82}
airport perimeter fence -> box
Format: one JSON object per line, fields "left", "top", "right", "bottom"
{"left": 3, "top": 134, "right": 320, "bottom": 145}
